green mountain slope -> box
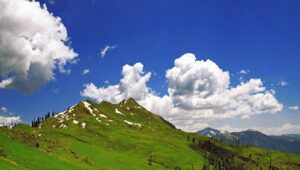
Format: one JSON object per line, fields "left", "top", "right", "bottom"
{"left": 0, "top": 98, "right": 300, "bottom": 169}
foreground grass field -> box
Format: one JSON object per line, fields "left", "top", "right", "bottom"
{"left": 0, "top": 98, "right": 299, "bottom": 169}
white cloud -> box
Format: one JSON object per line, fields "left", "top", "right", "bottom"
{"left": 218, "top": 125, "right": 243, "bottom": 133}
{"left": 219, "top": 123, "right": 300, "bottom": 135}
{"left": 0, "top": 106, "right": 21, "bottom": 125}
{"left": 239, "top": 69, "right": 249, "bottom": 74}
{"left": 288, "top": 105, "right": 299, "bottom": 111}
{"left": 0, "top": 116, "right": 21, "bottom": 126}
{"left": 0, "top": 106, "right": 14, "bottom": 116}
{"left": 81, "top": 53, "right": 282, "bottom": 132}
{"left": 100, "top": 45, "right": 116, "bottom": 58}
{"left": 0, "top": 77, "right": 14, "bottom": 89}
{"left": 0, "top": 107, "right": 8, "bottom": 113}
{"left": 0, "top": 0, "right": 77, "bottom": 93}
{"left": 81, "top": 62, "right": 152, "bottom": 103}
{"left": 278, "top": 80, "right": 288, "bottom": 87}
{"left": 260, "top": 123, "right": 300, "bottom": 135}
{"left": 82, "top": 69, "right": 90, "bottom": 75}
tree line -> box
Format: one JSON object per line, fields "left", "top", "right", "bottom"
{"left": 187, "top": 134, "right": 277, "bottom": 170}
{"left": 31, "top": 111, "right": 58, "bottom": 127}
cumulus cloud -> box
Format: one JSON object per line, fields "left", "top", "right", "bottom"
{"left": 100, "top": 45, "right": 117, "bottom": 58}
{"left": 0, "top": 0, "right": 77, "bottom": 93}
{"left": 81, "top": 53, "right": 283, "bottom": 132}
{"left": 219, "top": 123, "right": 300, "bottom": 135}
{"left": 81, "top": 62, "right": 152, "bottom": 103}
{"left": 82, "top": 69, "right": 90, "bottom": 75}
{"left": 0, "top": 106, "right": 20, "bottom": 125}
{"left": 288, "top": 105, "right": 299, "bottom": 111}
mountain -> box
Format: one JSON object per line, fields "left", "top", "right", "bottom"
{"left": 280, "top": 134, "right": 300, "bottom": 141}
{"left": 198, "top": 127, "right": 300, "bottom": 154}
{"left": 197, "top": 127, "right": 220, "bottom": 138}
{"left": 0, "top": 99, "right": 299, "bottom": 169}
{"left": 198, "top": 127, "right": 238, "bottom": 142}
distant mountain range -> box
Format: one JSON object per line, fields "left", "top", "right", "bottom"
{"left": 198, "top": 127, "right": 300, "bottom": 154}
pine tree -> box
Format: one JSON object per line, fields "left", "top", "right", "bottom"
{"left": 198, "top": 140, "right": 202, "bottom": 147}
{"left": 202, "top": 162, "right": 209, "bottom": 170}
{"left": 269, "top": 155, "right": 272, "bottom": 170}
{"left": 192, "top": 137, "right": 195, "bottom": 144}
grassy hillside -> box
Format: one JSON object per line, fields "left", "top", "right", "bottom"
{"left": 0, "top": 98, "right": 300, "bottom": 169}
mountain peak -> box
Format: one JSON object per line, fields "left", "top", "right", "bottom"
{"left": 119, "top": 97, "right": 140, "bottom": 106}
{"left": 198, "top": 127, "right": 220, "bottom": 138}
{"left": 235, "top": 129, "right": 267, "bottom": 137}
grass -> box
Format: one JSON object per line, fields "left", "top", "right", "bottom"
{"left": 0, "top": 131, "right": 81, "bottom": 169}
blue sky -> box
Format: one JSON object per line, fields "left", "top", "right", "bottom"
{"left": 0, "top": 0, "right": 300, "bottom": 134}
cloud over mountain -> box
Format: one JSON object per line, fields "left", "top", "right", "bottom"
{"left": 0, "top": 0, "right": 77, "bottom": 93}
{"left": 81, "top": 53, "right": 283, "bottom": 131}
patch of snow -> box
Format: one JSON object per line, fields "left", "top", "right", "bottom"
{"left": 130, "top": 112, "right": 134, "bottom": 116}
{"left": 210, "top": 130, "right": 216, "bottom": 136}
{"left": 96, "top": 118, "right": 102, "bottom": 122}
{"left": 115, "top": 108, "right": 125, "bottom": 116}
{"left": 108, "top": 119, "right": 113, "bottom": 122}
{"left": 105, "top": 123, "right": 110, "bottom": 126}
{"left": 99, "top": 114, "right": 107, "bottom": 118}
{"left": 68, "top": 104, "right": 76, "bottom": 113}
{"left": 52, "top": 125, "right": 56, "bottom": 128}
{"left": 65, "top": 115, "right": 70, "bottom": 120}
{"left": 83, "top": 101, "right": 96, "bottom": 116}
{"left": 55, "top": 111, "right": 66, "bottom": 118}
{"left": 124, "top": 120, "right": 141, "bottom": 128}
{"left": 126, "top": 107, "right": 130, "bottom": 110}
{"left": 81, "top": 122, "right": 86, "bottom": 128}
{"left": 73, "top": 120, "right": 79, "bottom": 124}
{"left": 55, "top": 104, "right": 76, "bottom": 118}
{"left": 38, "top": 133, "right": 41, "bottom": 137}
